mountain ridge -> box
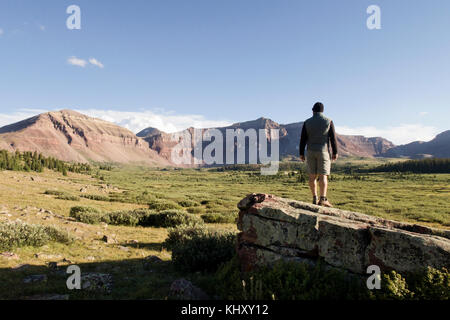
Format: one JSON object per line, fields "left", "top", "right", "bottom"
{"left": 0, "top": 110, "right": 171, "bottom": 165}
{"left": 1, "top": 109, "right": 448, "bottom": 165}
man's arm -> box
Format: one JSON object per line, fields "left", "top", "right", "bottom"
{"left": 329, "top": 121, "right": 338, "bottom": 159}
{"left": 299, "top": 123, "right": 308, "bottom": 160}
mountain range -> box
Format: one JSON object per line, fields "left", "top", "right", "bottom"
{"left": 0, "top": 109, "right": 448, "bottom": 166}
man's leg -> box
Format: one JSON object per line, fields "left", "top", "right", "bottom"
{"left": 317, "top": 151, "right": 333, "bottom": 207}
{"left": 308, "top": 174, "right": 318, "bottom": 198}
{"left": 318, "top": 175, "right": 328, "bottom": 197}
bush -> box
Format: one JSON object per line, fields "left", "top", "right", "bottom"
{"left": 56, "top": 194, "right": 80, "bottom": 201}
{"left": 164, "top": 224, "right": 214, "bottom": 250}
{"left": 201, "top": 212, "right": 237, "bottom": 224}
{"left": 0, "top": 221, "right": 72, "bottom": 250}
{"left": 215, "top": 258, "right": 368, "bottom": 300}
{"left": 178, "top": 199, "right": 199, "bottom": 208}
{"left": 143, "top": 210, "right": 204, "bottom": 228}
{"left": 187, "top": 207, "right": 205, "bottom": 214}
{"left": 374, "top": 267, "right": 450, "bottom": 300}
{"left": 69, "top": 206, "right": 105, "bottom": 224}
{"left": 81, "top": 194, "right": 110, "bottom": 202}
{"left": 148, "top": 199, "right": 181, "bottom": 211}
{"left": 107, "top": 209, "right": 154, "bottom": 226}
{"left": 215, "top": 258, "right": 450, "bottom": 300}
{"left": 44, "top": 190, "right": 65, "bottom": 196}
{"left": 169, "top": 226, "right": 237, "bottom": 273}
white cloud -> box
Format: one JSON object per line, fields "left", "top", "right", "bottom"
{"left": 78, "top": 109, "right": 232, "bottom": 133}
{"left": 67, "top": 56, "right": 87, "bottom": 67}
{"left": 38, "top": 24, "right": 46, "bottom": 31}
{"left": 89, "top": 58, "right": 104, "bottom": 68}
{"left": 0, "top": 28, "right": 4, "bottom": 36}
{"left": 419, "top": 112, "right": 429, "bottom": 116}
{"left": 336, "top": 124, "right": 440, "bottom": 145}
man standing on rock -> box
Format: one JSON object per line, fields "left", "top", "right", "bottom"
{"left": 299, "top": 102, "right": 338, "bottom": 207}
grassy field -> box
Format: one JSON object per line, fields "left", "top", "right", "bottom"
{"left": 0, "top": 158, "right": 449, "bottom": 299}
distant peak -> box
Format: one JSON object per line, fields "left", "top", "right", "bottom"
{"left": 231, "top": 117, "right": 280, "bottom": 129}
{"left": 137, "top": 127, "right": 164, "bottom": 137}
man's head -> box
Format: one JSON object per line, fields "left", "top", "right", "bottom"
{"left": 312, "top": 102, "right": 324, "bottom": 113}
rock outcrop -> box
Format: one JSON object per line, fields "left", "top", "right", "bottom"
{"left": 237, "top": 194, "right": 450, "bottom": 274}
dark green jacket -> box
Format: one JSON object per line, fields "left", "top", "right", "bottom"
{"left": 299, "top": 113, "right": 338, "bottom": 156}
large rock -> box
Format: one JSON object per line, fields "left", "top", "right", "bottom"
{"left": 237, "top": 193, "right": 450, "bottom": 274}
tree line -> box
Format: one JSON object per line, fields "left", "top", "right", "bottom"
{"left": 370, "top": 158, "right": 450, "bottom": 174}
{"left": 0, "top": 149, "right": 91, "bottom": 176}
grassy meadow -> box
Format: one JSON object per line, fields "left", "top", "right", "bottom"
{"left": 0, "top": 157, "right": 449, "bottom": 299}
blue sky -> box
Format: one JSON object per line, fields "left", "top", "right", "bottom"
{"left": 0, "top": 0, "right": 449, "bottom": 144}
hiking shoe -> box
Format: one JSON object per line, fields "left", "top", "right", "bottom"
{"left": 318, "top": 197, "right": 333, "bottom": 208}
{"left": 312, "top": 196, "right": 318, "bottom": 205}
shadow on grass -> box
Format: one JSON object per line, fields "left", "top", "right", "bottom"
{"left": 0, "top": 256, "right": 186, "bottom": 300}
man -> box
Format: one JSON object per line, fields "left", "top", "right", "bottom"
{"left": 299, "top": 102, "right": 338, "bottom": 207}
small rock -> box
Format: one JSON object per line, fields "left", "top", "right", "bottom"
{"left": 143, "top": 255, "right": 163, "bottom": 270}
{"left": 81, "top": 273, "right": 113, "bottom": 293}
{"left": 1, "top": 252, "right": 19, "bottom": 260}
{"left": 169, "top": 279, "right": 209, "bottom": 300}
{"left": 47, "top": 262, "right": 58, "bottom": 270}
{"left": 102, "top": 235, "right": 117, "bottom": 244}
{"left": 118, "top": 245, "right": 129, "bottom": 251}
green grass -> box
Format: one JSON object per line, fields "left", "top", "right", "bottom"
{"left": 99, "top": 164, "right": 450, "bottom": 228}
{"left": 0, "top": 158, "right": 449, "bottom": 300}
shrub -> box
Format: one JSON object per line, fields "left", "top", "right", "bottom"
{"left": 164, "top": 224, "right": 214, "bottom": 250}
{"left": 107, "top": 209, "right": 154, "bottom": 226}
{"left": 187, "top": 207, "right": 205, "bottom": 214}
{"left": 0, "top": 221, "right": 72, "bottom": 250}
{"left": 215, "top": 258, "right": 368, "bottom": 300}
{"left": 178, "top": 199, "right": 199, "bottom": 208}
{"left": 143, "top": 210, "right": 204, "bottom": 228}
{"left": 69, "top": 206, "right": 105, "bottom": 224}
{"left": 410, "top": 267, "right": 450, "bottom": 300}
{"left": 81, "top": 194, "right": 110, "bottom": 202}
{"left": 148, "top": 199, "right": 181, "bottom": 211}
{"left": 374, "top": 267, "right": 450, "bottom": 300}
{"left": 201, "top": 212, "right": 237, "bottom": 224}
{"left": 169, "top": 226, "right": 237, "bottom": 273}
{"left": 44, "top": 190, "right": 65, "bottom": 196}
{"left": 215, "top": 259, "right": 450, "bottom": 300}
{"left": 56, "top": 194, "right": 80, "bottom": 201}
{"left": 107, "top": 210, "right": 141, "bottom": 226}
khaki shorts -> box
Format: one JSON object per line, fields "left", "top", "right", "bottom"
{"left": 306, "top": 150, "right": 331, "bottom": 175}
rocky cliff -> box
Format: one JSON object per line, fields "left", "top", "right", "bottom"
{"left": 139, "top": 117, "right": 396, "bottom": 163}
{"left": 236, "top": 194, "right": 450, "bottom": 274}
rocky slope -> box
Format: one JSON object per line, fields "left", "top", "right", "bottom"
{"left": 0, "top": 110, "right": 170, "bottom": 165}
